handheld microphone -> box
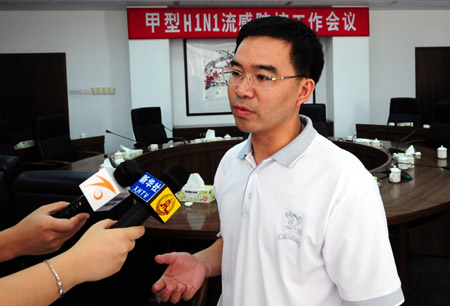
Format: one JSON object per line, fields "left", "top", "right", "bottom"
{"left": 112, "top": 163, "right": 190, "bottom": 228}
{"left": 52, "top": 160, "right": 142, "bottom": 219}
{"left": 105, "top": 129, "right": 148, "bottom": 149}
{"left": 388, "top": 130, "right": 416, "bottom": 154}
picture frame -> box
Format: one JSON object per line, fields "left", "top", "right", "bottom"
{"left": 184, "top": 39, "right": 235, "bottom": 116}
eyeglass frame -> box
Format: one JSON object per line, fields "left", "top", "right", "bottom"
{"left": 221, "top": 70, "right": 308, "bottom": 89}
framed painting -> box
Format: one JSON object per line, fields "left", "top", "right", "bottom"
{"left": 184, "top": 39, "right": 235, "bottom": 116}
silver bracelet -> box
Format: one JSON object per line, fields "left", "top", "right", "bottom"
{"left": 44, "top": 259, "right": 64, "bottom": 298}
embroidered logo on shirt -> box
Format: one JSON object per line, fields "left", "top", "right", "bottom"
{"left": 277, "top": 211, "right": 302, "bottom": 247}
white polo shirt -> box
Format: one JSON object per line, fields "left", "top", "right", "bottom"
{"left": 214, "top": 116, "right": 404, "bottom": 306}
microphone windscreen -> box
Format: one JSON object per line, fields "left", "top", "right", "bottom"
{"left": 114, "top": 160, "right": 144, "bottom": 187}
{"left": 158, "top": 164, "right": 190, "bottom": 192}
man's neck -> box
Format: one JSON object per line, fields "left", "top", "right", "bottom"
{"left": 251, "top": 119, "right": 302, "bottom": 165}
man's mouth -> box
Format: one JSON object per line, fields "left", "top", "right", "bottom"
{"left": 233, "top": 105, "right": 253, "bottom": 116}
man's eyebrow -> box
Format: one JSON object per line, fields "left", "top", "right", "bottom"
{"left": 253, "top": 64, "right": 278, "bottom": 74}
{"left": 230, "top": 59, "right": 241, "bottom": 67}
{"left": 229, "top": 60, "right": 278, "bottom": 74}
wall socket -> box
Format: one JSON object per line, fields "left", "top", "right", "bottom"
{"left": 69, "top": 89, "right": 91, "bottom": 95}
{"left": 91, "top": 87, "right": 116, "bottom": 95}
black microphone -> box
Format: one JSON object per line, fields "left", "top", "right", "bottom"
{"left": 161, "top": 124, "right": 189, "bottom": 144}
{"left": 105, "top": 129, "right": 148, "bottom": 149}
{"left": 53, "top": 160, "right": 143, "bottom": 219}
{"left": 112, "top": 163, "right": 190, "bottom": 228}
{"left": 388, "top": 130, "right": 416, "bottom": 155}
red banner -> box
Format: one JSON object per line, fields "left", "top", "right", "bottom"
{"left": 127, "top": 7, "right": 369, "bottom": 39}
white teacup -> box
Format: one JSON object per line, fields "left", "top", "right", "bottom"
{"left": 371, "top": 138, "right": 381, "bottom": 148}
{"left": 389, "top": 167, "right": 401, "bottom": 183}
{"left": 398, "top": 156, "right": 410, "bottom": 170}
{"left": 437, "top": 145, "right": 447, "bottom": 159}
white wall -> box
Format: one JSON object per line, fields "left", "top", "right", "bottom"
{"left": 369, "top": 10, "right": 450, "bottom": 124}
{"left": 0, "top": 10, "right": 133, "bottom": 153}
{"left": 129, "top": 39, "right": 174, "bottom": 134}
{"left": 329, "top": 37, "right": 370, "bottom": 137}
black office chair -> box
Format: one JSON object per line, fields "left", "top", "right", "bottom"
{"left": 34, "top": 114, "right": 77, "bottom": 166}
{"left": 131, "top": 107, "right": 181, "bottom": 145}
{"left": 387, "top": 97, "right": 421, "bottom": 126}
{"left": 427, "top": 100, "right": 450, "bottom": 149}
{"left": 6, "top": 111, "right": 35, "bottom": 146}
{"left": 300, "top": 103, "right": 329, "bottom": 137}
{"left": 0, "top": 120, "right": 16, "bottom": 156}
{"left": 34, "top": 114, "right": 100, "bottom": 167}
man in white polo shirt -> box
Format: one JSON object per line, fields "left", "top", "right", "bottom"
{"left": 152, "top": 16, "right": 404, "bottom": 306}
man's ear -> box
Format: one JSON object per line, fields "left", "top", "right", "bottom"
{"left": 296, "top": 78, "right": 316, "bottom": 107}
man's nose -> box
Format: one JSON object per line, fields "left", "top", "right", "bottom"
{"left": 234, "top": 75, "right": 254, "bottom": 98}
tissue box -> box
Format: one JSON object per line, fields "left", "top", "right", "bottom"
{"left": 14, "top": 140, "right": 35, "bottom": 150}
{"left": 176, "top": 185, "right": 215, "bottom": 203}
{"left": 123, "top": 149, "right": 143, "bottom": 160}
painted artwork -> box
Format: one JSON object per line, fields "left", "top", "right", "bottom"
{"left": 185, "top": 39, "right": 234, "bottom": 115}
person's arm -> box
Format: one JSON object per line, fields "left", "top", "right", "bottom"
{"left": 152, "top": 237, "right": 223, "bottom": 304}
{"left": 0, "top": 201, "right": 89, "bottom": 262}
{"left": 0, "top": 219, "right": 145, "bottom": 306}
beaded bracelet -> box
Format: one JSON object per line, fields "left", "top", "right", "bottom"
{"left": 44, "top": 259, "right": 64, "bottom": 298}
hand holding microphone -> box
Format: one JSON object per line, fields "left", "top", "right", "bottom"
{"left": 53, "top": 160, "right": 143, "bottom": 219}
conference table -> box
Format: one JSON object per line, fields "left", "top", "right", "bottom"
{"left": 66, "top": 137, "right": 450, "bottom": 298}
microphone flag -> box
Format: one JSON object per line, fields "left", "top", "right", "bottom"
{"left": 79, "top": 167, "right": 129, "bottom": 212}
{"left": 129, "top": 172, "right": 181, "bottom": 223}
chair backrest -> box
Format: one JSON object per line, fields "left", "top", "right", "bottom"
{"left": 427, "top": 100, "right": 450, "bottom": 148}
{"left": 6, "top": 111, "right": 34, "bottom": 145}
{"left": 387, "top": 97, "right": 421, "bottom": 126}
{"left": 0, "top": 120, "right": 17, "bottom": 156}
{"left": 432, "top": 100, "right": 450, "bottom": 124}
{"left": 300, "top": 103, "right": 328, "bottom": 137}
{"left": 35, "top": 114, "right": 77, "bottom": 162}
{"left": 131, "top": 107, "right": 168, "bottom": 145}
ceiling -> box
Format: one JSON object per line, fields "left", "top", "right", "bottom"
{"left": 1, "top": 0, "right": 450, "bottom": 11}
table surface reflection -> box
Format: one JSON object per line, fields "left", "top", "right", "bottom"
{"left": 144, "top": 201, "right": 219, "bottom": 240}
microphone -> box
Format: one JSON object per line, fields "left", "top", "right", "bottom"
{"left": 112, "top": 163, "right": 190, "bottom": 228}
{"left": 352, "top": 125, "right": 391, "bottom": 142}
{"left": 52, "top": 160, "right": 142, "bottom": 219}
{"left": 397, "top": 162, "right": 450, "bottom": 171}
{"left": 105, "top": 129, "right": 148, "bottom": 149}
{"left": 161, "top": 124, "right": 189, "bottom": 144}
{"left": 388, "top": 130, "right": 416, "bottom": 154}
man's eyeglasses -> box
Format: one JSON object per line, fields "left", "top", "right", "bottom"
{"left": 221, "top": 70, "right": 307, "bottom": 89}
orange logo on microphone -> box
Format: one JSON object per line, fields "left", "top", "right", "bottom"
{"left": 156, "top": 194, "right": 176, "bottom": 216}
{"left": 150, "top": 187, "right": 181, "bottom": 223}
{"left": 86, "top": 175, "right": 116, "bottom": 201}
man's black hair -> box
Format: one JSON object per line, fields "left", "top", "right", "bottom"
{"left": 236, "top": 16, "right": 324, "bottom": 84}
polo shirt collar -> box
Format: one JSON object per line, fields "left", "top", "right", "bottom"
{"left": 237, "top": 115, "right": 317, "bottom": 167}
